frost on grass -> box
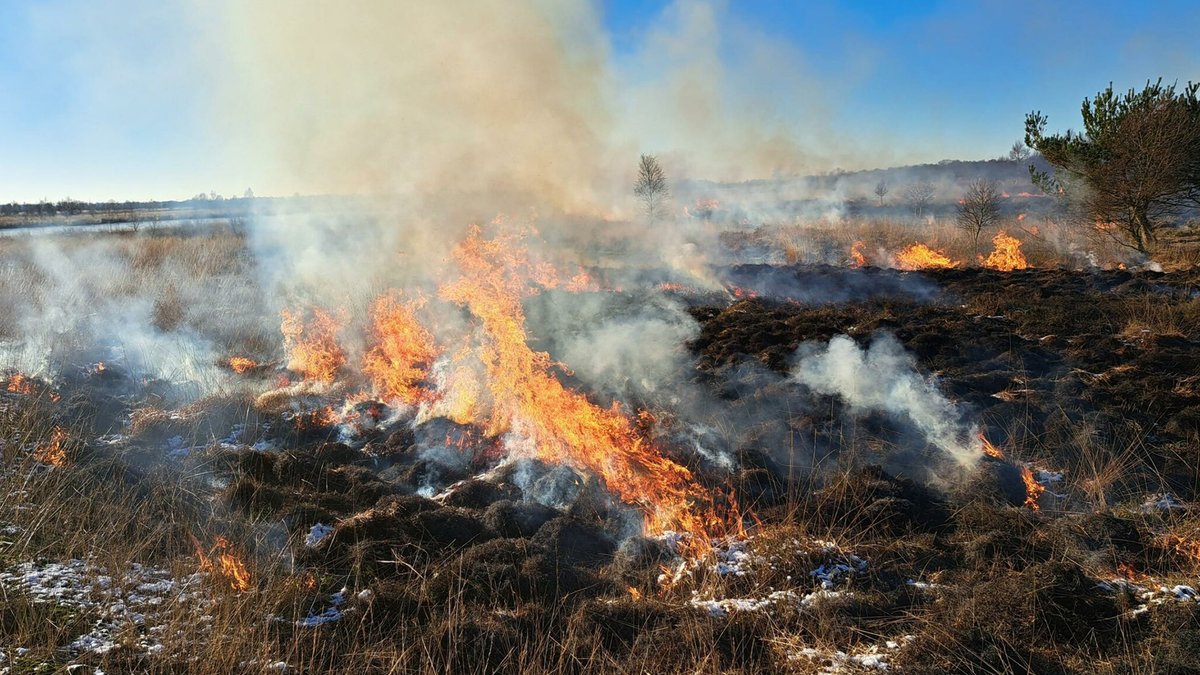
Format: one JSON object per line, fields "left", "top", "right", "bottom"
{"left": 789, "top": 635, "right": 915, "bottom": 674}
{"left": 1097, "top": 576, "right": 1200, "bottom": 616}
{"left": 681, "top": 535, "right": 867, "bottom": 618}
{"left": 0, "top": 559, "right": 210, "bottom": 657}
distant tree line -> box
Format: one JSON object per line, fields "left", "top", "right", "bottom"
{"left": 0, "top": 191, "right": 261, "bottom": 218}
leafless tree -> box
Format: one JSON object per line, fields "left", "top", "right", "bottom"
{"left": 956, "top": 179, "right": 1003, "bottom": 257}
{"left": 904, "top": 181, "right": 936, "bottom": 218}
{"left": 634, "top": 154, "right": 669, "bottom": 222}
{"left": 874, "top": 180, "right": 889, "bottom": 206}
{"left": 1007, "top": 139, "right": 1031, "bottom": 162}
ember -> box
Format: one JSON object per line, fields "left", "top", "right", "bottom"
{"left": 228, "top": 357, "right": 258, "bottom": 374}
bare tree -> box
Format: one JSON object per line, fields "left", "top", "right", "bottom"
{"left": 904, "top": 181, "right": 936, "bottom": 218}
{"left": 1007, "top": 139, "right": 1031, "bottom": 162}
{"left": 634, "top": 154, "right": 670, "bottom": 222}
{"left": 874, "top": 180, "right": 889, "bottom": 206}
{"left": 956, "top": 179, "right": 1003, "bottom": 257}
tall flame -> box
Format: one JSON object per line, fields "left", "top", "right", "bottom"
{"left": 437, "top": 226, "right": 736, "bottom": 548}
{"left": 981, "top": 231, "right": 1029, "bottom": 272}
{"left": 894, "top": 243, "right": 958, "bottom": 270}
{"left": 34, "top": 426, "right": 69, "bottom": 467}
{"left": 281, "top": 308, "right": 346, "bottom": 383}
{"left": 1021, "top": 466, "right": 1045, "bottom": 511}
{"left": 362, "top": 293, "right": 441, "bottom": 405}
{"left": 196, "top": 536, "right": 253, "bottom": 592}
{"left": 849, "top": 240, "right": 866, "bottom": 268}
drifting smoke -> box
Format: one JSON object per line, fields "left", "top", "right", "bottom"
{"left": 791, "top": 334, "right": 981, "bottom": 468}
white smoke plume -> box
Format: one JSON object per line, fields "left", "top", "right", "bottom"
{"left": 791, "top": 334, "right": 981, "bottom": 467}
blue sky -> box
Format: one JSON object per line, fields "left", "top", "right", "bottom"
{"left": 0, "top": 1, "right": 1197, "bottom": 202}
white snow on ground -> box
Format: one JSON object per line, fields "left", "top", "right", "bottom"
{"left": 305, "top": 523, "right": 334, "bottom": 547}
{"left": 0, "top": 559, "right": 210, "bottom": 658}
{"left": 1141, "top": 493, "right": 1185, "bottom": 512}
{"left": 296, "top": 587, "right": 352, "bottom": 627}
{"left": 1098, "top": 577, "right": 1200, "bottom": 616}
{"left": 684, "top": 536, "right": 867, "bottom": 617}
{"left": 789, "top": 636, "right": 915, "bottom": 674}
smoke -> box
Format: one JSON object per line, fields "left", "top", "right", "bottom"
{"left": 791, "top": 334, "right": 981, "bottom": 467}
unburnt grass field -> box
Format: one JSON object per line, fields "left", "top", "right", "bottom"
{"left": 1, "top": 220, "right": 1199, "bottom": 674}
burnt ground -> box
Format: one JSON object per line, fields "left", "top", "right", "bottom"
{"left": 3, "top": 264, "right": 1200, "bottom": 673}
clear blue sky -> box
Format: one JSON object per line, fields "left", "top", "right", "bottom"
{"left": 1, "top": 1, "right": 1197, "bottom": 202}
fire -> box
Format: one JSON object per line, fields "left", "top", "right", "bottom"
{"left": 981, "top": 231, "right": 1029, "bottom": 272}
{"left": 362, "top": 292, "right": 440, "bottom": 405}
{"left": 34, "top": 426, "right": 69, "bottom": 467}
{"left": 294, "top": 405, "right": 338, "bottom": 430}
{"left": 894, "top": 243, "right": 958, "bottom": 270}
{"left": 849, "top": 240, "right": 866, "bottom": 268}
{"left": 438, "top": 226, "right": 740, "bottom": 550}
{"left": 627, "top": 586, "right": 643, "bottom": 601}
{"left": 979, "top": 433, "right": 1005, "bottom": 459}
{"left": 196, "top": 536, "right": 253, "bottom": 592}
{"left": 1016, "top": 213, "right": 1026, "bottom": 222}
{"left": 6, "top": 373, "right": 36, "bottom": 396}
{"left": 564, "top": 271, "right": 598, "bottom": 293}
{"left": 1021, "top": 466, "right": 1045, "bottom": 511}
{"left": 228, "top": 357, "right": 257, "bottom": 374}
{"left": 281, "top": 308, "right": 346, "bottom": 383}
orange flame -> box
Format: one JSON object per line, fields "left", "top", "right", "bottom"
{"left": 196, "top": 536, "right": 252, "bottom": 592}
{"left": 627, "top": 586, "right": 643, "bottom": 601}
{"left": 438, "top": 226, "right": 740, "bottom": 551}
{"left": 34, "top": 426, "right": 69, "bottom": 467}
{"left": 6, "top": 373, "right": 36, "bottom": 395}
{"left": 281, "top": 308, "right": 346, "bottom": 383}
{"left": 1021, "top": 466, "right": 1045, "bottom": 511}
{"left": 228, "top": 357, "right": 257, "bottom": 374}
{"left": 849, "top": 240, "right": 866, "bottom": 268}
{"left": 1016, "top": 213, "right": 1026, "bottom": 222}
{"left": 981, "top": 231, "right": 1029, "bottom": 272}
{"left": 362, "top": 293, "right": 441, "bottom": 406}
{"left": 294, "top": 405, "right": 338, "bottom": 430}
{"left": 894, "top": 243, "right": 958, "bottom": 270}
{"left": 979, "top": 433, "right": 1005, "bottom": 459}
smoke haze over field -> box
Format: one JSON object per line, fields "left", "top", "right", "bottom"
{"left": 2, "top": 1, "right": 1198, "bottom": 202}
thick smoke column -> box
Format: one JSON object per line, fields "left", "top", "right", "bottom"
{"left": 791, "top": 334, "right": 981, "bottom": 467}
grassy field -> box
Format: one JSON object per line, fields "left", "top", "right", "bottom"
{"left": 1, "top": 219, "right": 1198, "bottom": 673}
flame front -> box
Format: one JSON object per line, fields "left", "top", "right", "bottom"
{"left": 197, "top": 536, "right": 252, "bottom": 592}
{"left": 362, "top": 293, "right": 440, "bottom": 406}
{"left": 436, "top": 226, "right": 736, "bottom": 549}
{"left": 1021, "top": 466, "right": 1045, "bottom": 511}
{"left": 281, "top": 308, "right": 346, "bottom": 383}
{"left": 849, "top": 240, "right": 866, "bottom": 268}
{"left": 894, "top": 243, "right": 957, "bottom": 270}
{"left": 228, "top": 357, "right": 257, "bottom": 374}
{"left": 979, "top": 433, "right": 1004, "bottom": 459}
{"left": 6, "top": 373, "right": 35, "bottom": 395}
{"left": 34, "top": 426, "right": 69, "bottom": 467}
{"left": 981, "top": 231, "right": 1029, "bottom": 272}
